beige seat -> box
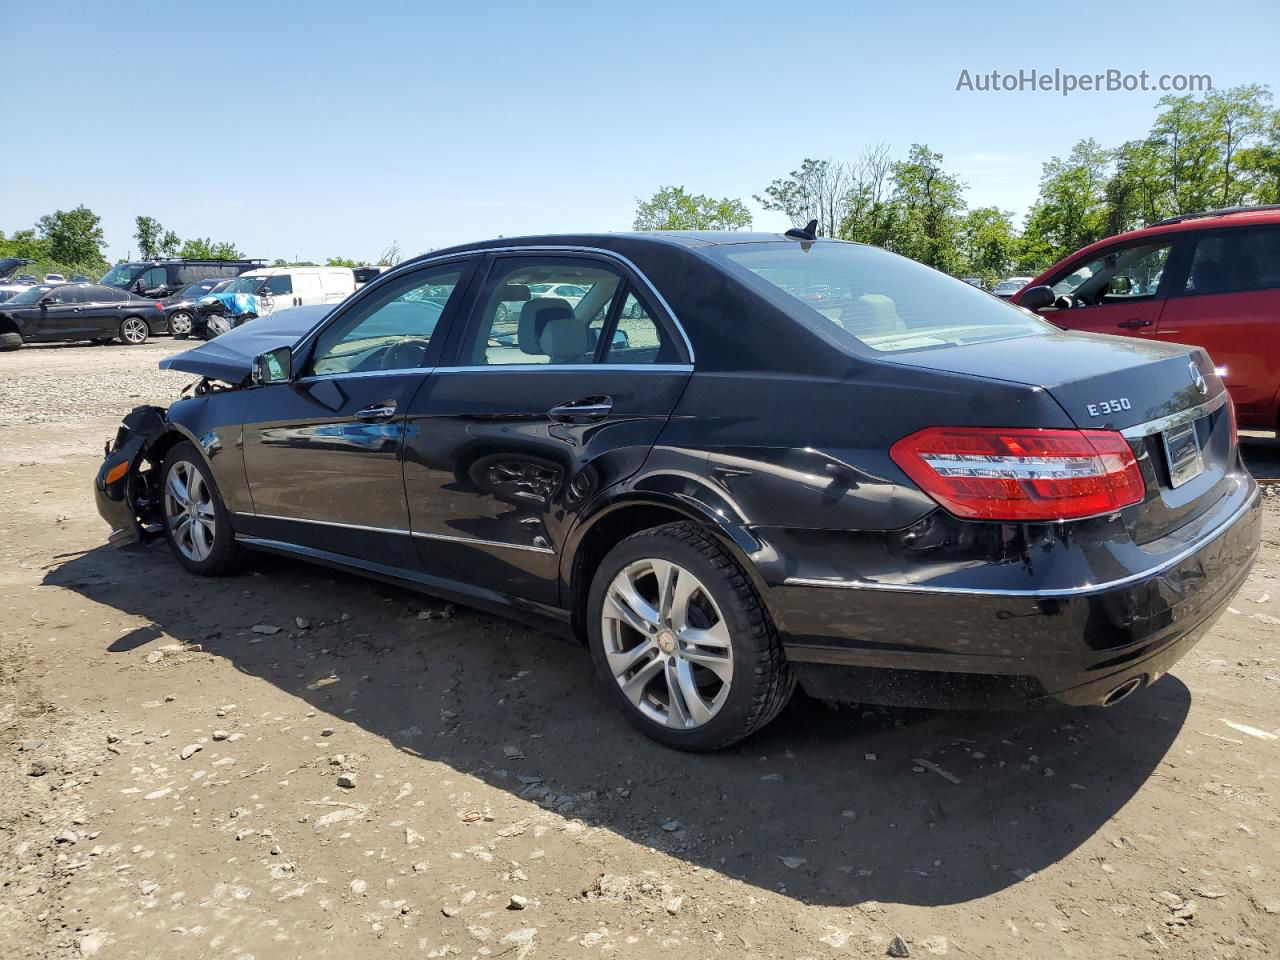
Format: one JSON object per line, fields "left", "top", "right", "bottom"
{"left": 837, "top": 294, "right": 904, "bottom": 337}
{"left": 517, "top": 297, "right": 591, "bottom": 363}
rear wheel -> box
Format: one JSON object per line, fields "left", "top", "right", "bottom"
{"left": 159, "top": 442, "right": 245, "bottom": 575}
{"left": 0, "top": 331, "right": 21, "bottom": 351}
{"left": 119, "top": 316, "right": 149, "bottom": 345}
{"left": 587, "top": 521, "right": 794, "bottom": 751}
{"left": 169, "top": 311, "right": 193, "bottom": 339}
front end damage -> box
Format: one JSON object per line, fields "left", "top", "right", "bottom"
{"left": 94, "top": 404, "right": 172, "bottom": 546}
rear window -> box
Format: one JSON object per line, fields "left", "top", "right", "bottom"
{"left": 712, "top": 242, "right": 1052, "bottom": 354}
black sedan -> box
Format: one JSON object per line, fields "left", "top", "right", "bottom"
{"left": 94, "top": 231, "right": 1260, "bottom": 750}
{"left": 0, "top": 283, "right": 166, "bottom": 350}
{"left": 162, "top": 278, "right": 232, "bottom": 339}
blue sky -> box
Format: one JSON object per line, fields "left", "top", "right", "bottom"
{"left": 3, "top": 0, "right": 1277, "bottom": 264}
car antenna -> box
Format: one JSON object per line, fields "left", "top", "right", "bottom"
{"left": 784, "top": 219, "right": 819, "bottom": 241}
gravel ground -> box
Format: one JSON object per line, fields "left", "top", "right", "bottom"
{"left": 1, "top": 340, "right": 1278, "bottom": 959}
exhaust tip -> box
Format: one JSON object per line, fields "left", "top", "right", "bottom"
{"left": 1102, "top": 676, "right": 1144, "bottom": 707}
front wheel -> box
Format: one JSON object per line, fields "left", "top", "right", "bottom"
{"left": 0, "top": 331, "right": 23, "bottom": 351}
{"left": 169, "top": 311, "right": 193, "bottom": 339}
{"left": 159, "top": 442, "right": 245, "bottom": 575}
{"left": 119, "top": 316, "right": 149, "bottom": 345}
{"left": 587, "top": 522, "right": 794, "bottom": 751}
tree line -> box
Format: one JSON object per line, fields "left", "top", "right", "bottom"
{"left": 636, "top": 84, "right": 1279, "bottom": 282}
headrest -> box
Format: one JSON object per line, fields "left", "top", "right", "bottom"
{"left": 539, "top": 315, "right": 591, "bottom": 361}
{"left": 518, "top": 297, "right": 575, "bottom": 354}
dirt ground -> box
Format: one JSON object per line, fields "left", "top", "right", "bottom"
{"left": 2, "top": 340, "right": 1278, "bottom": 960}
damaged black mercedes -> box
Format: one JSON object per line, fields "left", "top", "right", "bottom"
{"left": 95, "top": 230, "right": 1261, "bottom": 751}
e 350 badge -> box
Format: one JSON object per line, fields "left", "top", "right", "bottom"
{"left": 1086, "top": 398, "right": 1131, "bottom": 417}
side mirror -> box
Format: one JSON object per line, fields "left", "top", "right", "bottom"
{"left": 252, "top": 346, "right": 292, "bottom": 386}
{"left": 1108, "top": 276, "right": 1133, "bottom": 295}
{"left": 1019, "top": 285, "right": 1055, "bottom": 311}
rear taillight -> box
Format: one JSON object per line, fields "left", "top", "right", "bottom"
{"left": 154, "top": 302, "right": 164, "bottom": 311}
{"left": 889, "top": 426, "right": 1145, "bottom": 522}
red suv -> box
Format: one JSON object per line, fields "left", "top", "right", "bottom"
{"left": 1014, "top": 206, "right": 1280, "bottom": 430}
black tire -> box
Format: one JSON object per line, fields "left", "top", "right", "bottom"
{"left": 587, "top": 521, "right": 795, "bottom": 751}
{"left": 119, "top": 316, "right": 149, "bottom": 345}
{"left": 158, "top": 442, "right": 246, "bottom": 576}
{"left": 170, "top": 311, "right": 193, "bottom": 339}
{"left": 0, "top": 331, "right": 22, "bottom": 351}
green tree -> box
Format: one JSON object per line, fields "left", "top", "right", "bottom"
{"left": 884, "top": 144, "right": 967, "bottom": 272}
{"left": 1019, "top": 139, "right": 1112, "bottom": 269}
{"left": 837, "top": 144, "right": 899, "bottom": 246}
{"left": 958, "top": 206, "right": 1017, "bottom": 281}
{"left": 178, "top": 237, "right": 243, "bottom": 259}
{"left": 36, "top": 206, "right": 107, "bottom": 268}
{"left": 134, "top": 216, "right": 181, "bottom": 259}
{"left": 757, "top": 159, "right": 849, "bottom": 237}
{"left": 326, "top": 256, "right": 361, "bottom": 267}
{"left": 633, "top": 185, "right": 753, "bottom": 231}
{"left": 0, "top": 228, "right": 50, "bottom": 261}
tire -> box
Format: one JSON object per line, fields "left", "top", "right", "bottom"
{"left": 0, "top": 331, "right": 22, "bottom": 351}
{"left": 159, "top": 442, "right": 245, "bottom": 576}
{"left": 119, "top": 316, "right": 149, "bottom": 345}
{"left": 169, "top": 311, "right": 193, "bottom": 339}
{"left": 495, "top": 303, "right": 510, "bottom": 325}
{"left": 587, "top": 521, "right": 794, "bottom": 751}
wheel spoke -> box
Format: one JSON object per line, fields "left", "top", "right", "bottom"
{"left": 609, "top": 572, "right": 660, "bottom": 630}
{"left": 618, "top": 655, "right": 665, "bottom": 707}
{"left": 679, "top": 645, "right": 733, "bottom": 683}
{"left": 666, "top": 568, "right": 700, "bottom": 631}
{"left": 191, "top": 518, "right": 213, "bottom": 560}
{"left": 680, "top": 619, "right": 732, "bottom": 650}
{"left": 195, "top": 500, "right": 216, "bottom": 518}
{"left": 166, "top": 468, "right": 189, "bottom": 506}
{"left": 605, "top": 639, "right": 658, "bottom": 680}
{"left": 652, "top": 559, "right": 677, "bottom": 623}
{"left": 673, "top": 658, "right": 714, "bottom": 726}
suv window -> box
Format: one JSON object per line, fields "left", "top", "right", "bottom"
{"left": 466, "top": 257, "right": 624, "bottom": 365}
{"left": 307, "top": 263, "right": 468, "bottom": 377}
{"left": 264, "top": 275, "right": 294, "bottom": 296}
{"left": 1182, "top": 227, "right": 1280, "bottom": 296}
{"left": 137, "top": 267, "right": 167, "bottom": 292}
{"left": 1050, "top": 240, "right": 1173, "bottom": 303}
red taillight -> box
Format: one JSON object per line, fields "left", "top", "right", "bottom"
{"left": 889, "top": 426, "right": 1145, "bottom": 521}
{"left": 154, "top": 302, "right": 164, "bottom": 311}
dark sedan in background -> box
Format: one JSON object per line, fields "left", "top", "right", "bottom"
{"left": 95, "top": 231, "right": 1259, "bottom": 750}
{"left": 162, "top": 278, "right": 232, "bottom": 339}
{"left": 0, "top": 283, "right": 166, "bottom": 350}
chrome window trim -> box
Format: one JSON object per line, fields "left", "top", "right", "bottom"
{"left": 292, "top": 245, "right": 696, "bottom": 367}
{"left": 432, "top": 363, "right": 694, "bottom": 374}
{"left": 783, "top": 483, "right": 1257, "bottom": 598}
{"left": 1119, "top": 391, "right": 1228, "bottom": 439}
{"left": 235, "top": 512, "right": 555, "bottom": 555}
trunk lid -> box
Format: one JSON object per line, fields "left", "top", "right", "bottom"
{"left": 880, "top": 331, "right": 1234, "bottom": 543}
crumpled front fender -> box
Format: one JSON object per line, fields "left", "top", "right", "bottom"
{"left": 94, "top": 405, "right": 169, "bottom": 547}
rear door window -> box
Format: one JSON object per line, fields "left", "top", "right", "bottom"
{"left": 1180, "top": 227, "right": 1280, "bottom": 296}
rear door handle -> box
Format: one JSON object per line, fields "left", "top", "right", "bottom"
{"left": 354, "top": 401, "right": 397, "bottom": 422}
{"left": 1117, "top": 317, "right": 1152, "bottom": 329}
{"left": 548, "top": 395, "right": 613, "bottom": 423}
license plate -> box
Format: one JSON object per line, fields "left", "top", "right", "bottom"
{"left": 1162, "top": 420, "right": 1205, "bottom": 488}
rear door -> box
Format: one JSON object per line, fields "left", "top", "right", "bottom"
{"left": 1153, "top": 225, "right": 1280, "bottom": 427}
{"left": 401, "top": 252, "right": 693, "bottom": 605}
{"left": 294, "top": 272, "right": 325, "bottom": 308}
{"left": 1034, "top": 235, "right": 1179, "bottom": 338}
{"left": 238, "top": 259, "right": 478, "bottom": 568}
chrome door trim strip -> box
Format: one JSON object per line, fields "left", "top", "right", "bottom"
{"left": 782, "top": 485, "right": 1257, "bottom": 598}
{"left": 235, "top": 512, "right": 555, "bottom": 554}
{"left": 1119, "top": 391, "right": 1228, "bottom": 439}
{"left": 431, "top": 363, "right": 693, "bottom": 374}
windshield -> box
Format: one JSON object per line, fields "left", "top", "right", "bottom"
{"left": 100, "top": 263, "right": 142, "bottom": 286}
{"left": 713, "top": 242, "right": 1052, "bottom": 354}
{"left": 221, "top": 276, "right": 264, "bottom": 295}
{"left": 7, "top": 284, "right": 55, "bottom": 305}
{"left": 178, "top": 280, "right": 218, "bottom": 298}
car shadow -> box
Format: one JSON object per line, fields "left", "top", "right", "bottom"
{"left": 45, "top": 541, "right": 1190, "bottom": 908}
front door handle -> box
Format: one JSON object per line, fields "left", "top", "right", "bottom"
{"left": 354, "top": 401, "right": 397, "bottom": 422}
{"left": 548, "top": 395, "right": 613, "bottom": 424}
{"left": 1117, "top": 317, "right": 1152, "bottom": 329}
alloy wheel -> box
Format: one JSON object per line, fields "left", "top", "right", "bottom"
{"left": 163, "top": 461, "right": 217, "bottom": 562}
{"left": 121, "top": 317, "right": 149, "bottom": 344}
{"left": 601, "top": 558, "right": 734, "bottom": 729}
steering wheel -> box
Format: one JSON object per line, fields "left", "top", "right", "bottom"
{"left": 382, "top": 337, "right": 432, "bottom": 370}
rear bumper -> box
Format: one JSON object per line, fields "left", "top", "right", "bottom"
{"left": 772, "top": 479, "right": 1262, "bottom": 709}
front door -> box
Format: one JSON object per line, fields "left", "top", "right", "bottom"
{"left": 238, "top": 259, "right": 477, "bottom": 567}
{"left": 1034, "top": 235, "right": 1179, "bottom": 338}
{"left": 402, "top": 253, "right": 693, "bottom": 605}
{"left": 1152, "top": 225, "right": 1280, "bottom": 427}
{"left": 32, "top": 285, "right": 92, "bottom": 340}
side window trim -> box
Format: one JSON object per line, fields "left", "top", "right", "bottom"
{"left": 293, "top": 256, "right": 481, "bottom": 379}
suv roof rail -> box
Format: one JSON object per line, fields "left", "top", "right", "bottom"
{"left": 138, "top": 257, "right": 267, "bottom": 264}
{"left": 1151, "top": 204, "right": 1280, "bottom": 227}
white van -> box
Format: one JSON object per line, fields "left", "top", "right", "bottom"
{"left": 235, "top": 266, "right": 355, "bottom": 312}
